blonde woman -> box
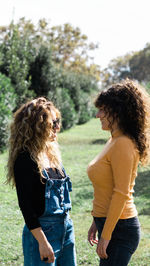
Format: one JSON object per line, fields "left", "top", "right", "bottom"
{"left": 7, "top": 97, "right": 76, "bottom": 266}
{"left": 87, "top": 80, "right": 150, "bottom": 265}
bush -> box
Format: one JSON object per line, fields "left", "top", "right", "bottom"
{"left": 78, "top": 91, "right": 97, "bottom": 124}
{"left": 0, "top": 73, "right": 16, "bottom": 152}
{"left": 0, "top": 26, "right": 35, "bottom": 107}
{"left": 29, "top": 46, "right": 60, "bottom": 97}
{"left": 48, "top": 88, "right": 77, "bottom": 130}
{"left": 59, "top": 71, "right": 81, "bottom": 112}
{"left": 59, "top": 71, "right": 99, "bottom": 120}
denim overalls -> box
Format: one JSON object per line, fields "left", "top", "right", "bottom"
{"left": 22, "top": 167, "right": 77, "bottom": 266}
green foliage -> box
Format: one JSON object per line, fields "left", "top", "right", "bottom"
{"left": 29, "top": 45, "right": 60, "bottom": 97}
{"left": 0, "top": 19, "right": 100, "bottom": 149}
{"left": 100, "top": 53, "right": 133, "bottom": 87}
{"left": 129, "top": 43, "right": 150, "bottom": 82}
{"left": 48, "top": 88, "right": 77, "bottom": 130}
{"left": 101, "top": 43, "right": 150, "bottom": 87}
{"left": 78, "top": 91, "right": 96, "bottom": 124}
{"left": 0, "top": 18, "right": 100, "bottom": 80}
{"left": 59, "top": 71, "right": 99, "bottom": 121}
{"left": 77, "top": 73, "right": 99, "bottom": 93}
{"left": 0, "top": 24, "right": 35, "bottom": 107}
{"left": 0, "top": 73, "right": 16, "bottom": 152}
{"left": 60, "top": 71, "right": 81, "bottom": 112}
{"left": 49, "top": 23, "right": 100, "bottom": 80}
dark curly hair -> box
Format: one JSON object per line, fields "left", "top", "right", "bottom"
{"left": 95, "top": 79, "right": 150, "bottom": 165}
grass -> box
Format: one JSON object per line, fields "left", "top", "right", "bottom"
{"left": 0, "top": 118, "right": 150, "bottom": 265}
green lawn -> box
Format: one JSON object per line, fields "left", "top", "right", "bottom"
{"left": 0, "top": 118, "right": 150, "bottom": 265}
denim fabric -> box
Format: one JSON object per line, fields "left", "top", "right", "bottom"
{"left": 22, "top": 167, "right": 76, "bottom": 266}
{"left": 94, "top": 216, "right": 141, "bottom": 266}
{"left": 42, "top": 167, "right": 72, "bottom": 216}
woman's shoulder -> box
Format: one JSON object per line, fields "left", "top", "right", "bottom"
{"left": 113, "top": 135, "right": 136, "bottom": 150}
{"left": 15, "top": 150, "right": 31, "bottom": 162}
{"left": 14, "top": 150, "right": 36, "bottom": 170}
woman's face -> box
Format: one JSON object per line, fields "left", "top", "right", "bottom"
{"left": 50, "top": 110, "right": 60, "bottom": 141}
{"left": 96, "top": 107, "right": 112, "bottom": 131}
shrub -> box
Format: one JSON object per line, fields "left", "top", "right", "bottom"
{"left": 48, "top": 88, "right": 77, "bottom": 130}
{"left": 0, "top": 26, "right": 34, "bottom": 107}
{"left": 29, "top": 46, "right": 60, "bottom": 97}
{"left": 59, "top": 71, "right": 99, "bottom": 122}
{"left": 78, "top": 91, "right": 97, "bottom": 124}
{"left": 0, "top": 73, "right": 16, "bottom": 152}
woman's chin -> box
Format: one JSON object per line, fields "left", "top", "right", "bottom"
{"left": 102, "top": 125, "right": 109, "bottom": 131}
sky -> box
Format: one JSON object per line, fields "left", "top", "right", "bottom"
{"left": 1, "top": 0, "right": 150, "bottom": 69}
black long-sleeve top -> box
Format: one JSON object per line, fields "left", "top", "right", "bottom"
{"left": 14, "top": 151, "right": 63, "bottom": 230}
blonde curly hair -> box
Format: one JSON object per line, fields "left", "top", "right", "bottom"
{"left": 7, "top": 97, "right": 62, "bottom": 186}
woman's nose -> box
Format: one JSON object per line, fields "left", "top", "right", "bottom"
{"left": 56, "top": 123, "right": 60, "bottom": 130}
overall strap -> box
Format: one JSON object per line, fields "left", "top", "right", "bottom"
{"left": 62, "top": 166, "right": 72, "bottom": 191}
{"left": 62, "top": 166, "right": 69, "bottom": 179}
{"left": 43, "top": 168, "right": 50, "bottom": 180}
{"left": 43, "top": 169, "right": 54, "bottom": 199}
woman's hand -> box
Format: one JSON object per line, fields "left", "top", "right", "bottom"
{"left": 39, "top": 241, "right": 55, "bottom": 263}
{"left": 96, "top": 237, "right": 110, "bottom": 259}
{"left": 88, "top": 220, "right": 98, "bottom": 246}
{"left": 31, "top": 227, "right": 55, "bottom": 263}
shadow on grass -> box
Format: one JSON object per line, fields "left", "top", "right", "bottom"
{"left": 135, "top": 170, "right": 150, "bottom": 198}
{"left": 91, "top": 139, "right": 107, "bottom": 145}
{"left": 72, "top": 184, "right": 93, "bottom": 207}
{"left": 75, "top": 190, "right": 93, "bottom": 200}
{"left": 135, "top": 169, "right": 150, "bottom": 216}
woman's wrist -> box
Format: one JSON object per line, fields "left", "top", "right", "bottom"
{"left": 31, "top": 227, "right": 48, "bottom": 245}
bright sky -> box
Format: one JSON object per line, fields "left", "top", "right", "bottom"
{"left": 1, "top": 0, "right": 150, "bottom": 69}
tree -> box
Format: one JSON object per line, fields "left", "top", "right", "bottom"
{"left": 0, "top": 24, "right": 35, "bottom": 107}
{"left": 100, "top": 53, "right": 133, "bottom": 87}
{"left": 49, "top": 87, "right": 77, "bottom": 130}
{"left": 101, "top": 43, "right": 150, "bottom": 88}
{"left": 0, "top": 18, "right": 101, "bottom": 80}
{"left": 129, "top": 43, "right": 150, "bottom": 82}
{"left": 28, "top": 45, "right": 60, "bottom": 97}
{"left": 49, "top": 23, "right": 100, "bottom": 80}
{"left": 0, "top": 73, "right": 16, "bottom": 152}
{"left": 58, "top": 70, "right": 99, "bottom": 123}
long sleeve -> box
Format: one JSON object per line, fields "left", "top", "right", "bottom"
{"left": 101, "top": 137, "right": 137, "bottom": 240}
{"left": 14, "top": 152, "right": 45, "bottom": 230}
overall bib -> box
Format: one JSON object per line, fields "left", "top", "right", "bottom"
{"left": 22, "top": 167, "right": 77, "bottom": 266}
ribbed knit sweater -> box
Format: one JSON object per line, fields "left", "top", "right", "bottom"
{"left": 87, "top": 129, "right": 139, "bottom": 240}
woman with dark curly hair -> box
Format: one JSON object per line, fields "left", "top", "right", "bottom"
{"left": 7, "top": 97, "right": 76, "bottom": 266}
{"left": 87, "top": 79, "right": 150, "bottom": 265}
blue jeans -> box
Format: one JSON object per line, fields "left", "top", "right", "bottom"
{"left": 22, "top": 214, "right": 76, "bottom": 266}
{"left": 94, "top": 216, "right": 141, "bottom": 266}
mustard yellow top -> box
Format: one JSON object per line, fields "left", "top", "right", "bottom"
{"left": 87, "top": 129, "right": 139, "bottom": 240}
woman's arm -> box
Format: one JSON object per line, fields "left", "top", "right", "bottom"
{"left": 14, "top": 152, "right": 44, "bottom": 229}
{"left": 88, "top": 218, "right": 98, "bottom": 246}
{"left": 14, "top": 152, "right": 55, "bottom": 262}
{"left": 31, "top": 227, "right": 55, "bottom": 263}
{"left": 88, "top": 219, "right": 109, "bottom": 259}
